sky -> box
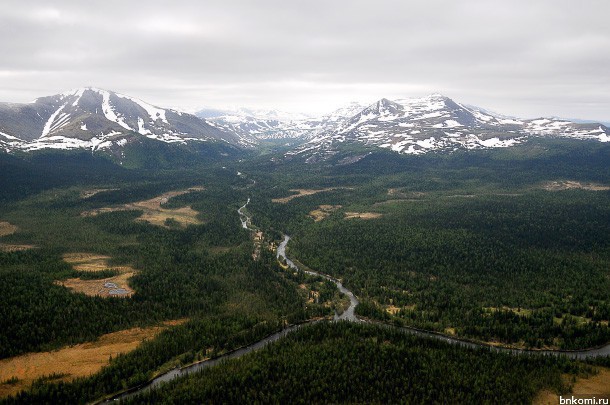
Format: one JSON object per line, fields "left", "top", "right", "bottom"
{"left": 0, "top": 0, "right": 609, "bottom": 121}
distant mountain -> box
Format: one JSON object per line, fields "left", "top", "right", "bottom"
{"left": 0, "top": 88, "right": 248, "bottom": 153}
{"left": 2, "top": 90, "right": 608, "bottom": 161}
{"left": 198, "top": 102, "right": 367, "bottom": 142}
{"left": 554, "top": 117, "right": 610, "bottom": 127}
{"left": 287, "top": 94, "right": 610, "bottom": 160}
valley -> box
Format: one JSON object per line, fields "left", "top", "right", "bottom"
{"left": 3, "top": 1, "right": 609, "bottom": 402}
{"left": 1, "top": 89, "right": 609, "bottom": 161}
{"left": 0, "top": 92, "right": 609, "bottom": 404}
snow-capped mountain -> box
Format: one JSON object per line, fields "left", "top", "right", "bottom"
{"left": 288, "top": 94, "right": 610, "bottom": 160}
{"left": 2, "top": 90, "right": 608, "bottom": 159}
{"left": 198, "top": 102, "right": 367, "bottom": 142}
{"left": 0, "top": 88, "right": 246, "bottom": 152}
{"left": 197, "top": 107, "right": 316, "bottom": 141}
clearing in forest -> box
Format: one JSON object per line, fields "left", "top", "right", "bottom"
{"left": 63, "top": 253, "right": 119, "bottom": 271}
{"left": 385, "top": 305, "right": 402, "bottom": 315}
{"left": 387, "top": 189, "right": 426, "bottom": 198}
{"left": 344, "top": 212, "right": 383, "bottom": 220}
{"left": 542, "top": 180, "right": 610, "bottom": 191}
{"left": 272, "top": 188, "right": 347, "bottom": 204}
{"left": 55, "top": 253, "right": 137, "bottom": 298}
{"left": 0, "top": 244, "right": 35, "bottom": 252}
{"left": 484, "top": 306, "right": 533, "bottom": 317}
{"left": 0, "top": 320, "right": 187, "bottom": 399}
{"left": 0, "top": 221, "right": 17, "bottom": 237}
{"left": 308, "top": 205, "right": 342, "bottom": 222}
{"left": 79, "top": 188, "right": 119, "bottom": 199}
{"left": 0, "top": 222, "right": 33, "bottom": 252}
{"left": 373, "top": 199, "right": 423, "bottom": 206}
{"left": 81, "top": 187, "right": 205, "bottom": 228}
{"left": 534, "top": 367, "right": 610, "bottom": 405}
{"left": 373, "top": 189, "right": 428, "bottom": 206}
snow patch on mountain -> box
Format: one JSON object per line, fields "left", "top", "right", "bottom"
{"left": 69, "top": 88, "right": 86, "bottom": 106}
{"left": 99, "top": 89, "right": 133, "bottom": 131}
{"left": 0, "top": 87, "right": 242, "bottom": 152}
{"left": 116, "top": 93, "right": 168, "bottom": 124}
{"left": 137, "top": 117, "right": 151, "bottom": 135}
{"left": 3, "top": 89, "right": 609, "bottom": 157}
{"left": 287, "top": 94, "right": 608, "bottom": 161}
{"left": 0, "top": 131, "right": 20, "bottom": 141}
{"left": 41, "top": 104, "right": 67, "bottom": 137}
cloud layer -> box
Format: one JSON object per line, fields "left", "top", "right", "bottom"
{"left": 0, "top": 0, "right": 608, "bottom": 120}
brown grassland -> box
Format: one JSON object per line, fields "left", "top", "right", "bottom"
{"left": 81, "top": 187, "right": 204, "bottom": 228}
{"left": 534, "top": 368, "right": 610, "bottom": 405}
{"left": 272, "top": 188, "right": 346, "bottom": 204}
{"left": 308, "top": 205, "right": 342, "bottom": 222}
{"left": 0, "top": 222, "right": 18, "bottom": 237}
{"left": 385, "top": 305, "right": 402, "bottom": 315}
{"left": 0, "top": 244, "right": 35, "bottom": 252}
{"left": 0, "top": 320, "right": 187, "bottom": 398}
{"left": 387, "top": 188, "right": 426, "bottom": 198}
{"left": 63, "top": 253, "right": 116, "bottom": 271}
{"left": 0, "top": 222, "right": 33, "bottom": 252}
{"left": 55, "top": 253, "right": 137, "bottom": 298}
{"left": 344, "top": 212, "right": 383, "bottom": 220}
{"left": 55, "top": 272, "right": 135, "bottom": 298}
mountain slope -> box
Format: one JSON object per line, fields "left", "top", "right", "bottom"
{"left": 0, "top": 88, "right": 246, "bottom": 152}
{"left": 2, "top": 90, "right": 608, "bottom": 159}
{"left": 288, "top": 94, "right": 610, "bottom": 160}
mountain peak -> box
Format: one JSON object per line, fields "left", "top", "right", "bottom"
{"left": 60, "top": 86, "right": 105, "bottom": 96}
{"left": 362, "top": 98, "right": 403, "bottom": 115}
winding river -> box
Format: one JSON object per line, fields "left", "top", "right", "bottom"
{"left": 276, "top": 235, "right": 359, "bottom": 322}
{"left": 100, "top": 199, "right": 610, "bottom": 403}
{"left": 237, "top": 198, "right": 250, "bottom": 229}
{"left": 276, "top": 235, "right": 610, "bottom": 359}
{"left": 101, "top": 321, "right": 315, "bottom": 404}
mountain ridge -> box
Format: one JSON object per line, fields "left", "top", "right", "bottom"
{"left": 1, "top": 89, "right": 608, "bottom": 159}
{"left": 287, "top": 94, "right": 609, "bottom": 160}
{"left": 0, "top": 87, "right": 250, "bottom": 153}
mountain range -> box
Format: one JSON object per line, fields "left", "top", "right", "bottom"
{"left": 196, "top": 102, "right": 367, "bottom": 142}
{"left": 1, "top": 88, "right": 608, "bottom": 161}
{"left": 286, "top": 94, "right": 609, "bottom": 161}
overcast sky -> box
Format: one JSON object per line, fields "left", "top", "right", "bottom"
{"left": 0, "top": 0, "right": 608, "bottom": 120}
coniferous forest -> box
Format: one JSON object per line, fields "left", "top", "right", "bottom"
{"left": 0, "top": 139, "right": 609, "bottom": 403}
{"left": 126, "top": 322, "right": 590, "bottom": 404}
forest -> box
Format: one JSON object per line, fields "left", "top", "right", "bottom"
{"left": 124, "top": 322, "right": 592, "bottom": 404}
{"left": 288, "top": 191, "right": 610, "bottom": 349}
{"left": 0, "top": 139, "right": 609, "bottom": 403}
{"left": 0, "top": 158, "right": 320, "bottom": 403}
{"left": 241, "top": 140, "right": 610, "bottom": 349}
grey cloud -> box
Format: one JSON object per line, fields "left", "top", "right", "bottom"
{"left": 0, "top": 0, "right": 608, "bottom": 121}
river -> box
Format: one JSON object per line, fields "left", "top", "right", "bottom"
{"left": 101, "top": 321, "right": 315, "bottom": 404}
{"left": 100, "top": 200, "right": 610, "bottom": 403}
{"left": 276, "top": 234, "right": 610, "bottom": 359}
{"left": 237, "top": 198, "right": 250, "bottom": 229}
{"left": 276, "top": 235, "right": 359, "bottom": 322}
